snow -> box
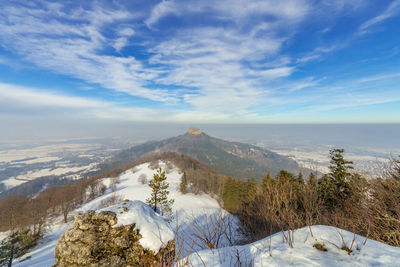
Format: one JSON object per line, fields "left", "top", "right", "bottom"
{"left": 185, "top": 225, "right": 400, "bottom": 267}
{"left": 16, "top": 163, "right": 98, "bottom": 180}
{"left": 16, "top": 156, "right": 61, "bottom": 164}
{"left": 99, "top": 200, "right": 174, "bottom": 252}
{"left": 7, "top": 160, "right": 400, "bottom": 266}
{"left": 0, "top": 144, "right": 101, "bottom": 163}
{"left": 1, "top": 177, "right": 27, "bottom": 189}
{"left": 11, "top": 161, "right": 240, "bottom": 266}
{"left": 1, "top": 163, "right": 98, "bottom": 191}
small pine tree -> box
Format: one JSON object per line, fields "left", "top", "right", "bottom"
{"left": 180, "top": 172, "right": 188, "bottom": 194}
{"left": 328, "top": 148, "right": 354, "bottom": 190}
{"left": 319, "top": 148, "right": 356, "bottom": 210}
{"left": 146, "top": 168, "right": 174, "bottom": 218}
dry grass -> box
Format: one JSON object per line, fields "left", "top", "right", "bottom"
{"left": 313, "top": 243, "right": 328, "bottom": 252}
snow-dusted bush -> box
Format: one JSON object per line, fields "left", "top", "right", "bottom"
{"left": 110, "top": 176, "right": 119, "bottom": 192}
{"left": 165, "top": 161, "right": 174, "bottom": 173}
{"left": 138, "top": 173, "right": 147, "bottom": 184}
{"left": 148, "top": 160, "right": 160, "bottom": 170}
{"left": 99, "top": 194, "right": 124, "bottom": 209}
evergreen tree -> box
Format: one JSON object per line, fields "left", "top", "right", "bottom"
{"left": 307, "top": 172, "right": 318, "bottom": 187}
{"left": 222, "top": 177, "right": 242, "bottom": 213}
{"left": 0, "top": 229, "right": 41, "bottom": 267}
{"left": 179, "top": 172, "right": 188, "bottom": 194}
{"left": 276, "top": 170, "right": 295, "bottom": 184}
{"left": 146, "top": 168, "right": 174, "bottom": 217}
{"left": 296, "top": 172, "right": 305, "bottom": 184}
{"left": 319, "top": 148, "right": 355, "bottom": 210}
{"left": 241, "top": 178, "right": 257, "bottom": 204}
{"left": 328, "top": 149, "right": 354, "bottom": 191}
{"left": 261, "top": 173, "right": 274, "bottom": 190}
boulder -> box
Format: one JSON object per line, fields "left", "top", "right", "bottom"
{"left": 54, "top": 209, "right": 174, "bottom": 267}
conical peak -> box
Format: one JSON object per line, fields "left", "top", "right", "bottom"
{"left": 187, "top": 128, "right": 202, "bottom": 135}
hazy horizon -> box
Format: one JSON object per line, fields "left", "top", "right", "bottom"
{"left": 1, "top": 123, "right": 399, "bottom": 155}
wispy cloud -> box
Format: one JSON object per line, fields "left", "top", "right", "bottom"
{"left": 357, "top": 72, "right": 400, "bottom": 83}
{"left": 0, "top": 83, "right": 108, "bottom": 109}
{"left": 0, "top": 0, "right": 398, "bottom": 123}
{"left": 145, "top": 0, "right": 308, "bottom": 113}
{"left": 0, "top": 0, "right": 308, "bottom": 114}
{"left": 359, "top": 0, "right": 400, "bottom": 34}
{"left": 0, "top": 83, "right": 252, "bottom": 122}
{"left": 0, "top": 2, "right": 175, "bottom": 102}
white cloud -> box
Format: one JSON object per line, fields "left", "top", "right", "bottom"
{"left": 0, "top": 2, "right": 176, "bottom": 103}
{"left": 113, "top": 37, "right": 129, "bottom": 52}
{"left": 0, "top": 82, "right": 248, "bottom": 123}
{"left": 356, "top": 72, "right": 400, "bottom": 83}
{"left": 145, "top": 0, "right": 309, "bottom": 28}
{"left": 296, "top": 54, "right": 320, "bottom": 63}
{"left": 113, "top": 27, "right": 135, "bottom": 52}
{"left": 145, "top": 0, "right": 179, "bottom": 27}
{"left": 119, "top": 27, "right": 135, "bottom": 36}
{"left": 0, "top": 83, "right": 109, "bottom": 109}
{"left": 359, "top": 0, "right": 400, "bottom": 33}
{"left": 1, "top": 0, "right": 389, "bottom": 123}
{"left": 148, "top": 22, "right": 293, "bottom": 112}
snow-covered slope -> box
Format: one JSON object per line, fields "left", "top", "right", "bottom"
{"left": 13, "top": 161, "right": 241, "bottom": 266}
{"left": 186, "top": 225, "right": 400, "bottom": 266}
{"left": 8, "top": 160, "right": 400, "bottom": 266}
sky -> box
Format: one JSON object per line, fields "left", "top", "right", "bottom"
{"left": 0, "top": 0, "right": 400, "bottom": 137}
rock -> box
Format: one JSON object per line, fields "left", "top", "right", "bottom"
{"left": 188, "top": 128, "right": 202, "bottom": 135}
{"left": 54, "top": 210, "right": 175, "bottom": 267}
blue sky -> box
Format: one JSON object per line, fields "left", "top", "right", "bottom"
{"left": 0, "top": 0, "right": 399, "bottom": 125}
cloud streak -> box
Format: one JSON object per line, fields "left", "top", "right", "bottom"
{"left": 359, "top": 0, "right": 400, "bottom": 34}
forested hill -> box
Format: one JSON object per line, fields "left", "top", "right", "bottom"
{"left": 101, "top": 128, "right": 299, "bottom": 179}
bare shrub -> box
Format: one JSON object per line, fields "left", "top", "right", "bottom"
{"left": 87, "top": 180, "right": 107, "bottom": 201}
{"left": 240, "top": 173, "right": 304, "bottom": 247}
{"left": 138, "top": 173, "right": 147, "bottom": 184}
{"left": 165, "top": 161, "right": 174, "bottom": 173}
{"left": 183, "top": 211, "right": 239, "bottom": 251}
{"left": 149, "top": 160, "right": 160, "bottom": 170}
{"left": 99, "top": 194, "right": 124, "bottom": 209}
{"left": 110, "top": 176, "right": 119, "bottom": 192}
{"left": 368, "top": 156, "right": 400, "bottom": 246}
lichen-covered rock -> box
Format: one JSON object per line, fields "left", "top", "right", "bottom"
{"left": 54, "top": 209, "right": 175, "bottom": 267}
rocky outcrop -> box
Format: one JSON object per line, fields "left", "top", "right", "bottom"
{"left": 54, "top": 210, "right": 174, "bottom": 267}
{"left": 187, "top": 128, "right": 202, "bottom": 135}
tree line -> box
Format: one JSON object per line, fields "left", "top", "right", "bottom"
{"left": 195, "top": 149, "right": 400, "bottom": 247}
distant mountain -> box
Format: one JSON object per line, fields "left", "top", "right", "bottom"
{"left": 103, "top": 128, "right": 299, "bottom": 179}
